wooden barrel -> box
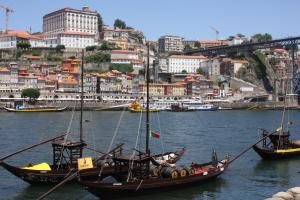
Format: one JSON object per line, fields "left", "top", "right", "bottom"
{"left": 189, "top": 168, "right": 195, "bottom": 175}
{"left": 161, "top": 167, "right": 179, "bottom": 178}
{"left": 180, "top": 168, "right": 188, "bottom": 177}
{"left": 150, "top": 165, "right": 160, "bottom": 176}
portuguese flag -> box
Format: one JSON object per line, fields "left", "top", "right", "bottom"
{"left": 151, "top": 131, "right": 160, "bottom": 138}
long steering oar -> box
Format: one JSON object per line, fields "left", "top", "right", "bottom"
{"left": 228, "top": 130, "right": 277, "bottom": 165}
{"left": 0, "top": 133, "right": 66, "bottom": 162}
{"left": 36, "top": 143, "right": 124, "bottom": 200}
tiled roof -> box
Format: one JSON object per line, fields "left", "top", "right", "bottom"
{"left": 111, "top": 50, "right": 138, "bottom": 54}
{"left": 198, "top": 40, "right": 223, "bottom": 44}
{"left": 0, "top": 30, "right": 43, "bottom": 39}
{"left": 111, "top": 58, "right": 144, "bottom": 63}
{"left": 22, "top": 54, "right": 44, "bottom": 60}
{"left": 231, "top": 60, "right": 249, "bottom": 64}
{"left": 140, "top": 83, "right": 186, "bottom": 86}
{"left": 0, "top": 67, "right": 10, "bottom": 73}
{"left": 169, "top": 55, "right": 207, "bottom": 59}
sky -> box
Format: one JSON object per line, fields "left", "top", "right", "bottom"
{"left": 1, "top": 0, "right": 299, "bottom": 40}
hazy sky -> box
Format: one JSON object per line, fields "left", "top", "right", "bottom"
{"left": 1, "top": 0, "right": 299, "bottom": 40}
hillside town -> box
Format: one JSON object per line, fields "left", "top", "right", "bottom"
{"left": 0, "top": 6, "right": 299, "bottom": 106}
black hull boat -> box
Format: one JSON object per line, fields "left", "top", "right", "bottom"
{"left": 79, "top": 159, "right": 229, "bottom": 199}
{"left": 0, "top": 162, "right": 114, "bottom": 185}
{"left": 3, "top": 106, "right": 67, "bottom": 112}
{"left": 78, "top": 44, "right": 229, "bottom": 200}
{"left": 0, "top": 147, "right": 185, "bottom": 185}
{"left": 252, "top": 130, "right": 300, "bottom": 160}
{"left": 253, "top": 143, "right": 300, "bottom": 160}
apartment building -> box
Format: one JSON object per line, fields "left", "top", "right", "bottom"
{"left": 158, "top": 35, "right": 184, "bottom": 53}
{"left": 43, "top": 6, "right": 98, "bottom": 48}
{"left": 168, "top": 55, "right": 208, "bottom": 73}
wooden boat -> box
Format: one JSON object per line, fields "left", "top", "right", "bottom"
{"left": 252, "top": 66, "right": 300, "bottom": 160}
{"left": 128, "top": 101, "right": 160, "bottom": 112}
{"left": 0, "top": 145, "right": 185, "bottom": 185}
{"left": 3, "top": 106, "right": 67, "bottom": 112}
{"left": 78, "top": 44, "right": 229, "bottom": 199}
{"left": 1, "top": 52, "right": 184, "bottom": 186}
{"left": 253, "top": 130, "right": 300, "bottom": 159}
{"left": 79, "top": 155, "right": 229, "bottom": 199}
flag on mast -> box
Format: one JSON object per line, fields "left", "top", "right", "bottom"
{"left": 151, "top": 131, "right": 160, "bottom": 138}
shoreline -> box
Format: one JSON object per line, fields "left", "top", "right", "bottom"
{"left": 0, "top": 102, "right": 299, "bottom": 112}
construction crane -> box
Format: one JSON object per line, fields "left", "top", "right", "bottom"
{"left": 210, "top": 26, "right": 219, "bottom": 40}
{"left": 0, "top": 4, "right": 14, "bottom": 33}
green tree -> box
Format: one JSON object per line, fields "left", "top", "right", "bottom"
{"left": 21, "top": 88, "right": 40, "bottom": 103}
{"left": 17, "top": 41, "right": 31, "bottom": 49}
{"left": 55, "top": 45, "right": 65, "bottom": 53}
{"left": 114, "top": 19, "right": 126, "bottom": 29}
{"left": 181, "top": 70, "right": 187, "bottom": 74}
{"left": 109, "top": 63, "right": 133, "bottom": 73}
{"left": 86, "top": 45, "right": 97, "bottom": 51}
{"left": 31, "top": 51, "right": 42, "bottom": 56}
{"left": 85, "top": 52, "right": 111, "bottom": 63}
{"left": 196, "top": 67, "right": 205, "bottom": 75}
{"left": 251, "top": 33, "right": 272, "bottom": 42}
{"left": 194, "top": 41, "right": 201, "bottom": 48}
{"left": 96, "top": 13, "right": 103, "bottom": 32}
{"left": 184, "top": 44, "right": 192, "bottom": 51}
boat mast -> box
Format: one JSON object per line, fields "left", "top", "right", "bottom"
{"left": 146, "top": 43, "right": 150, "bottom": 155}
{"left": 80, "top": 49, "right": 84, "bottom": 142}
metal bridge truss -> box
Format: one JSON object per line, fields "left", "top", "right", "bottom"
{"left": 185, "top": 36, "right": 300, "bottom": 98}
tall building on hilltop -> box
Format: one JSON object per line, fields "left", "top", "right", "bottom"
{"left": 158, "top": 35, "right": 184, "bottom": 53}
{"left": 43, "top": 6, "right": 98, "bottom": 49}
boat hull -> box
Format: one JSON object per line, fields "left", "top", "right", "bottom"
{"left": 0, "top": 150, "right": 184, "bottom": 185}
{"left": 79, "top": 160, "right": 228, "bottom": 199}
{"left": 3, "top": 107, "right": 67, "bottom": 112}
{"left": 252, "top": 145, "right": 300, "bottom": 159}
{"left": 0, "top": 162, "right": 115, "bottom": 185}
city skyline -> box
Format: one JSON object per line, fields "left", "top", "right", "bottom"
{"left": 0, "top": 0, "right": 300, "bottom": 40}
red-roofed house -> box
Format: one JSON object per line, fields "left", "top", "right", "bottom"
{"left": 0, "top": 30, "right": 46, "bottom": 49}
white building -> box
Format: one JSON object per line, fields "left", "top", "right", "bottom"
{"left": 43, "top": 6, "right": 98, "bottom": 48}
{"left": 168, "top": 55, "right": 207, "bottom": 73}
{"left": 111, "top": 50, "right": 144, "bottom": 70}
{"left": 158, "top": 35, "right": 184, "bottom": 53}
{"left": 0, "top": 31, "right": 45, "bottom": 49}
{"left": 111, "top": 50, "right": 139, "bottom": 60}
{"left": 228, "top": 36, "right": 248, "bottom": 45}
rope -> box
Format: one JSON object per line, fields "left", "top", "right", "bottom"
{"left": 135, "top": 179, "right": 143, "bottom": 191}
{"left": 56, "top": 102, "right": 76, "bottom": 170}
{"left": 127, "top": 111, "right": 143, "bottom": 182}
{"left": 156, "top": 111, "right": 165, "bottom": 154}
{"left": 97, "top": 107, "right": 126, "bottom": 177}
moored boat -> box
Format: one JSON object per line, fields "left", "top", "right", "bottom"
{"left": 3, "top": 106, "right": 67, "bottom": 112}
{"left": 128, "top": 101, "right": 160, "bottom": 112}
{"left": 79, "top": 154, "right": 229, "bottom": 199}
{"left": 253, "top": 130, "right": 300, "bottom": 159}
{"left": 78, "top": 43, "right": 229, "bottom": 199}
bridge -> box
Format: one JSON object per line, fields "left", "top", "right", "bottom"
{"left": 184, "top": 36, "right": 300, "bottom": 56}
{"left": 184, "top": 36, "right": 300, "bottom": 101}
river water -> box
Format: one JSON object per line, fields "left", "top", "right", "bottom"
{"left": 0, "top": 110, "right": 300, "bottom": 200}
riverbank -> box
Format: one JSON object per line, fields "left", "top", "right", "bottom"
{"left": 0, "top": 101, "right": 299, "bottom": 112}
